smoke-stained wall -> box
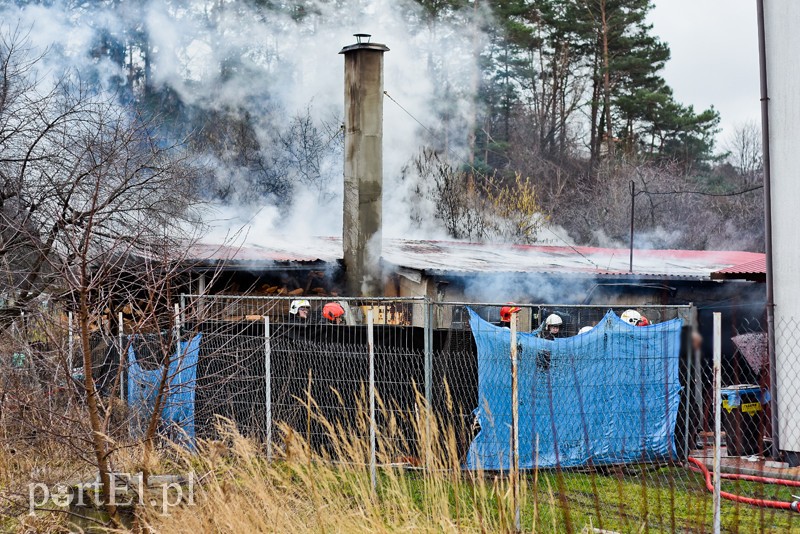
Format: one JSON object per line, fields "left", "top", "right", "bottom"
{"left": 342, "top": 40, "right": 388, "bottom": 296}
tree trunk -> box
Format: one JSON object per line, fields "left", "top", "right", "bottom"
{"left": 79, "top": 288, "right": 120, "bottom": 526}
{"left": 503, "top": 45, "right": 511, "bottom": 143}
{"left": 467, "top": 0, "right": 481, "bottom": 167}
{"left": 589, "top": 57, "right": 601, "bottom": 169}
{"left": 601, "top": 0, "right": 614, "bottom": 157}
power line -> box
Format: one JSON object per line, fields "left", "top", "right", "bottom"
{"left": 384, "top": 90, "right": 494, "bottom": 185}
{"left": 637, "top": 185, "right": 763, "bottom": 198}
{"left": 383, "top": 91, "right": 436, "bottom": 137}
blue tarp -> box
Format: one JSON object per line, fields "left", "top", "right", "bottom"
{"left": 465, "top": 310, "right": 682, "bottom": 470}
{"left": 127, "top": 334, "right": 201, "bottom": 448}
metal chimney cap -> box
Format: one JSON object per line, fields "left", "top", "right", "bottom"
{"left": 340, "top": 34, "right": 389, "bottom": 54}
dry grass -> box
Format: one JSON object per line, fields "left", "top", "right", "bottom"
{"left": 3, "top": 391, "right": 799, "bottom": 533}
{"left": 147, "top": 395, "right": 529, "bottom": 533}
{"left": 143, "top": 397, "right": 800, "bottom": 534}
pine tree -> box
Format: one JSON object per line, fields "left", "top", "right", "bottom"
{"left": 566, "top": 0, "right": 719, "bottom": 169}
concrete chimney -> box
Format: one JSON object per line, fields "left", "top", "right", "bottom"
{"left": 340, "top": 34, "right": 389, "bottom": 297}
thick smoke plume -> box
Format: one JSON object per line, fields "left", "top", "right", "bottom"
{"left": 3, "top": 0, "right": 488, "bottom": 244}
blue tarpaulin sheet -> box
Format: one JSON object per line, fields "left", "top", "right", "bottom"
{"left": 127, "top": 334, "right": 201, "bottom": 448}
{"left": 465, "top": 310, "right": 682, "bottom": 470}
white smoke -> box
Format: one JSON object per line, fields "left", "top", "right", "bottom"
{"left": 2, "top": 0, "right": 489, "bottom": 244}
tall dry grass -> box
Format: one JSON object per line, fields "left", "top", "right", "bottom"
{"left": 146, "top": 392, "right": 539, "bottom": 533}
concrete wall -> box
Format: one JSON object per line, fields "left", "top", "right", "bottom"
{"left": 764, "top": 3, "right": 800, "bottom": 453}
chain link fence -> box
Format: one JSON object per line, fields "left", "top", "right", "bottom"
{"left": 429, "top": 303, "right": 699, "bottom": 470}
{"left": 181, "top": 296, "right": 427, "bottom": 460}
{"left": 8, "top": 295, "right": 800, "bottom": 531}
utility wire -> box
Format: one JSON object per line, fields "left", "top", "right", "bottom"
{"left": 383, "top": 91, "right": 436, "bottom": 137}
{"left": 636, "top": 185, "right": 763, "bottom": 197}
{"left": 384, "top": 90, "right": 493, "bottom": 185}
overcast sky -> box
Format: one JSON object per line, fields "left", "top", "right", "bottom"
{"left": 648, "top": 0, "right": 760, "bottom": 148}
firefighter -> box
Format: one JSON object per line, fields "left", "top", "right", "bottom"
{"left": 621, "top": 309, "right": 649, "bottom": 326}
{"left": 620, "top": 309, "right": 640, "bottom": 325}
{"left": 533, "top": 313, "right": 562, "bottom": 371}
{"left": 539, "top": 313, "right": 563, "bottom": 340}
{"left": 322, "top": 302, "right": 346, "bottom": 324}
{"left": 289, "top": 299, "right": 311, "bottom": 323}
{"left": 499, "top": 303, "right": 521, "bottom": 328}
{"left": 578, "top": 326, "right": 593, "bottom": 335}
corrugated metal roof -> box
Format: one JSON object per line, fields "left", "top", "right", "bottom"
{"left": 190, "top": 236, "right": 764, "bottom": 281}
{"left": 381, "top": 239, "right": 764, "bottom": 280}
{"left": 711, "top": 257, "right": 767, "bottom": 281}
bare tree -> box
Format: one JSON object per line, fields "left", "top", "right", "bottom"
{"left": 724, "top": 120, "right": 763, "bottom": 184}
{"left": 404, "top": 149, "right": 546, "bottom": 244}
{"left": 277, "top": 108, "right": 343, "bottom": 205}
{"left": 0, "top": 26, "right": 210, "bottom": 526}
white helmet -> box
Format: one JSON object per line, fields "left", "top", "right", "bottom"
{"left": 621, "top": 309, "right": 642, "bottom": 325}
{"left": 544, "top": 314, "right": 563, "bottom": 327}
{"left": 289, "top": 299, "right": 311, "bottom": 315}
{"left": 578, "top": 326, "right": 593, "bottom": 334}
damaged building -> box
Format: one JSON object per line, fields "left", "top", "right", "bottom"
{"left": 177, "top": 31, "right": 766, "bottom": 358}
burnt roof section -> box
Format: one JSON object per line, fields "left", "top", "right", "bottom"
{"left": 186, "top": 238, "right": 341, "bottom": 270}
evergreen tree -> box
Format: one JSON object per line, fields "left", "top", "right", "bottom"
{"left": 567, "top": 0, "right": 719, "bottom": 168}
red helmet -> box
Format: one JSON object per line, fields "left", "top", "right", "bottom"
{"left": 637, "top": 315, "right": 650, "bottom": 327}
{"left": 500, "top": 303, "right": 521, "bottom": 322}
{"left": 322, "top": 302, "right": 345, "bottom": 321}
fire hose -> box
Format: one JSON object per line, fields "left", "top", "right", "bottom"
{"left": 687, "top": 457, "right": 800, "bottom": 512}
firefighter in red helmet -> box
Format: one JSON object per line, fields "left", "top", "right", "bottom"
{"left": 499, "top": 303, "right": 521, "bottom": 328}
{"left": 322, "top": 302, "right": 346, "bottom": 324}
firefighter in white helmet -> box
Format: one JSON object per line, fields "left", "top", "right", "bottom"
{"left": 539, "top": 313, "right": 563, "bottom": 341}
{"left": 289, "top": 299, "right": 311, "bottom": 323}
{"left": 534, "top": 313, "right": 562, "bottom": 371}
{"left": 621, "top": 309, "right": 643, "bottom": 326}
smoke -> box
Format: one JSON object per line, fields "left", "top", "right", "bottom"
{"left": 2, "top": 0, "right": 488, "bottom": 244}
{"left": 461, "top": 273, "right": 597, "bottom": 305}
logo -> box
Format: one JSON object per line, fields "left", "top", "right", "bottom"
{"left": 29, "top": 472, "right": 196, "bottom": 516}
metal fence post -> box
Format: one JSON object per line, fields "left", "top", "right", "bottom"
{"left": 424, "top": 299, "right": 433, "bottom": 410}
{"left": 264, "top": 315, "right": 272, "bottom": 461}
{"left": 683, "top": 307, "right": 694, "bottom": 460}
{"left": 368, "top": 309, "right": 377, "bottom": 497}
{"left": 713, "top": 312, "right": 722, "bottom": 534}
{"left": 67, "top": 311, "right": 73, "bottom": 377}
{"left": 174, "top": 303, "right": 181, "bottom": 358}
{"left": 180, "top": 294, "right": 186, "bottom": 331}
{"left": 423, "top": 299, "right": 433, "bottom": 466}
{"left": 118, "top": 312, "right": 125, "bottom": 402}
{"left": 510, "top": 312, "right": 521, "bottom": 533}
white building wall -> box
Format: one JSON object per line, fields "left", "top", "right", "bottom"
{"left": 764, "top": 3, "right": 800, "bottom": 453}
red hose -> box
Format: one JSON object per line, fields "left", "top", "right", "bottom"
{"left": 687, "top": 464, "right": 800, "bottom": 487}
{"left": 687, "top": 457, "right": 799, "bottom": 512}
